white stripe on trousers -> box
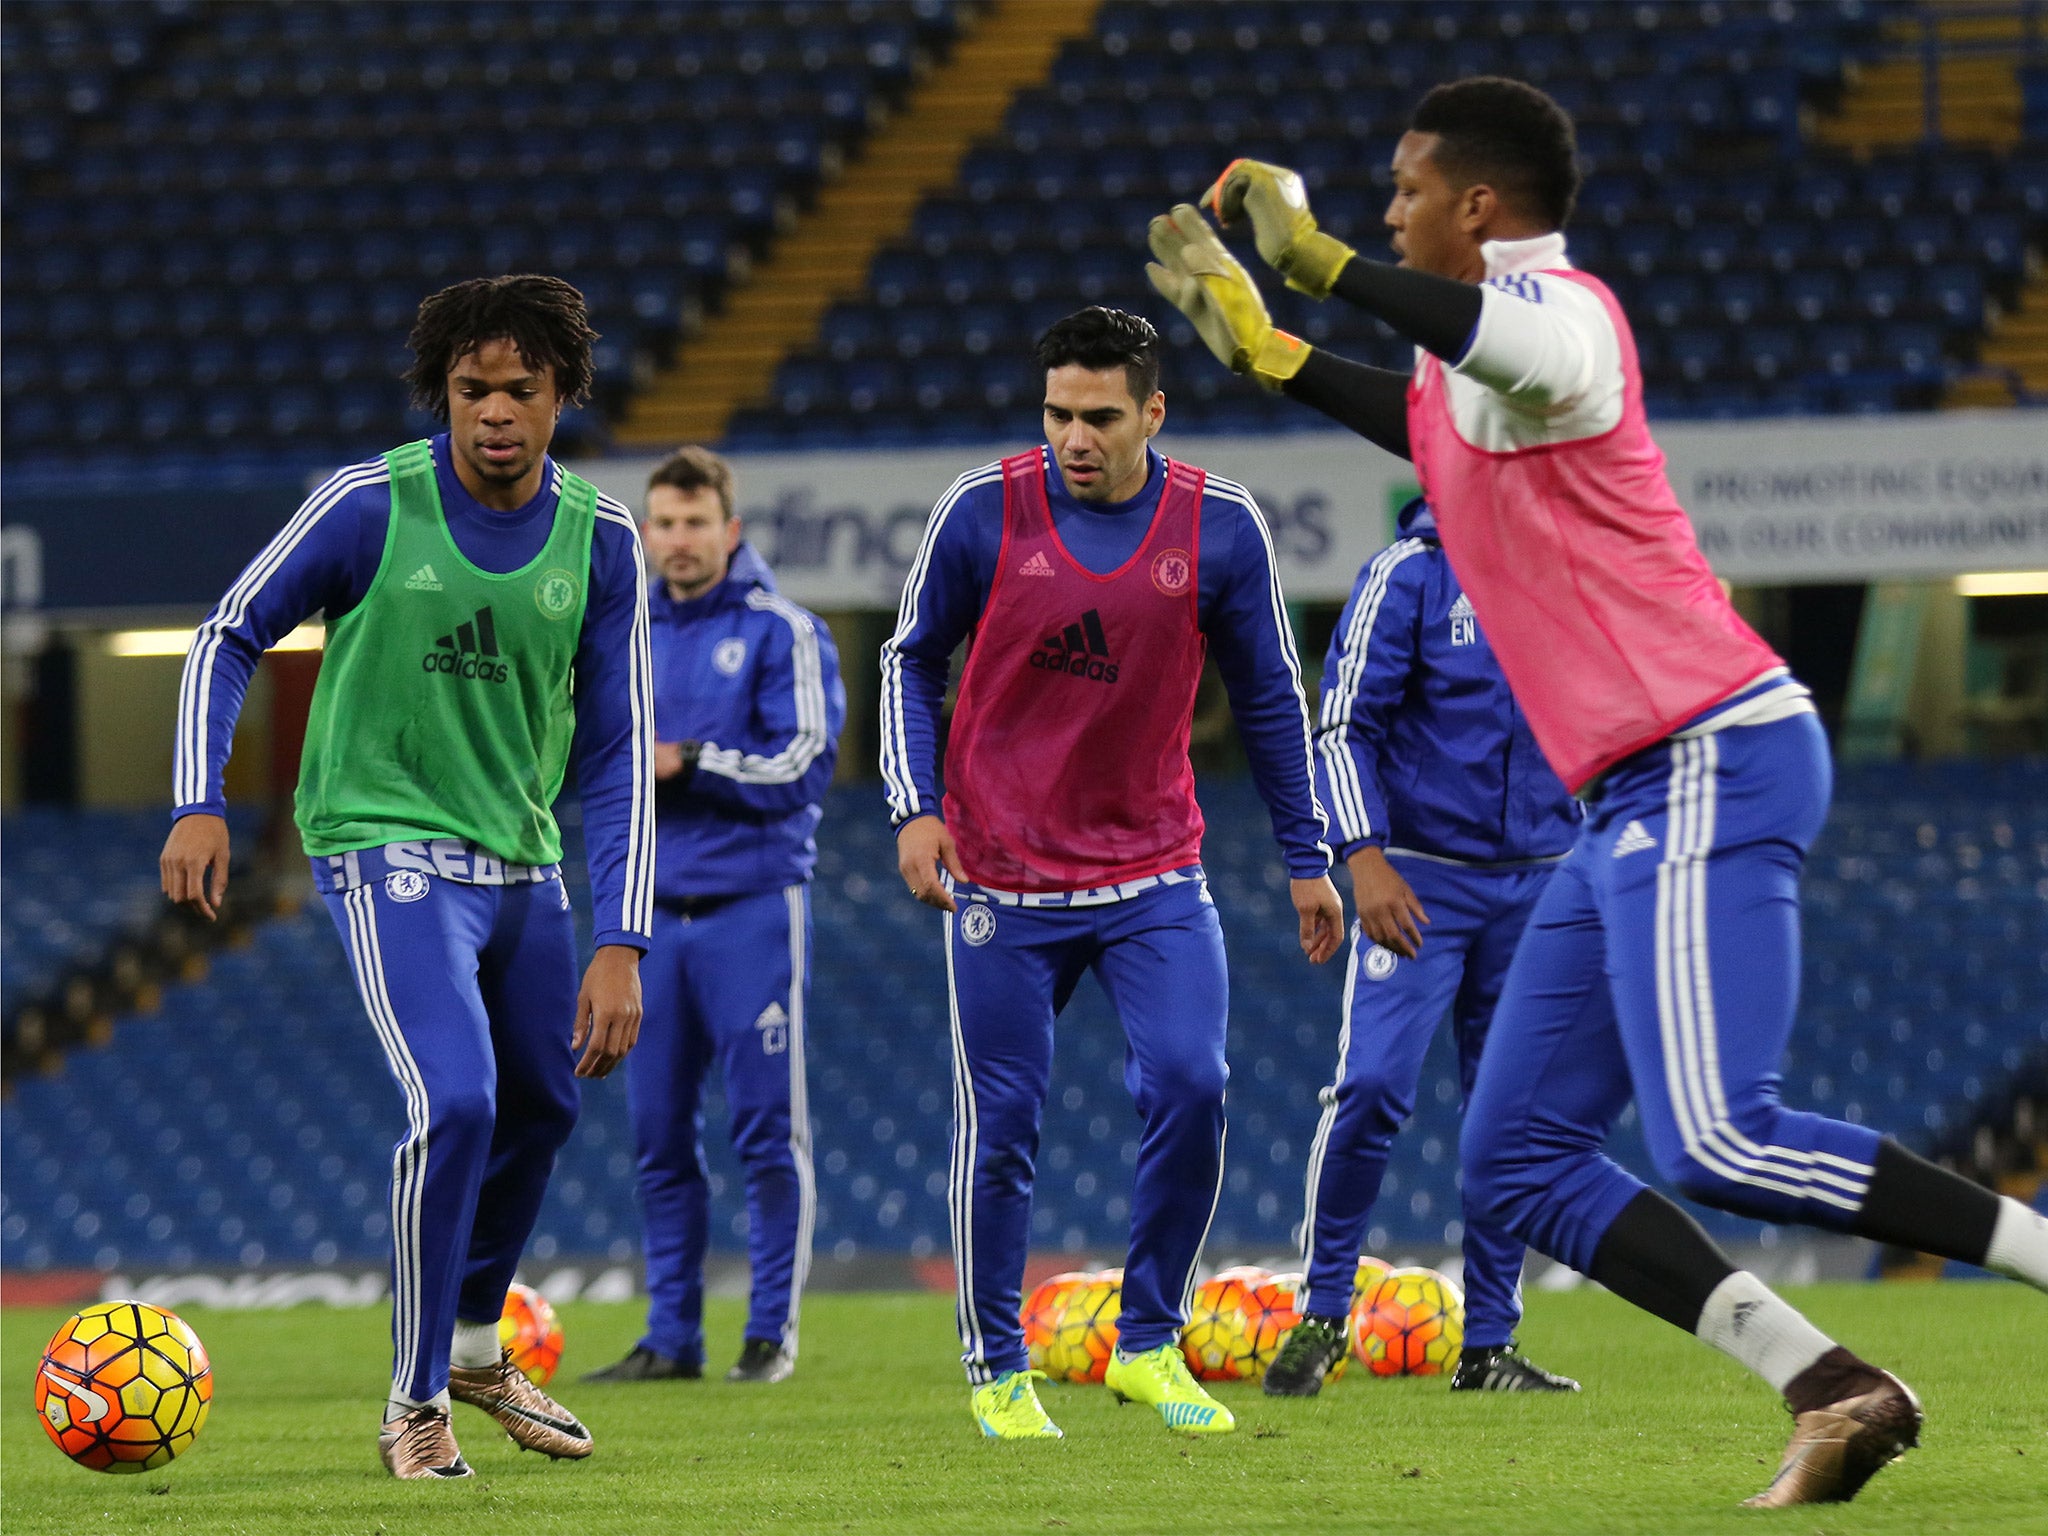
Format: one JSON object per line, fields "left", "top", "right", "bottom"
{"left": 781, "top": 884, "right": 817, "bottom": 1356}
{"left": 1180, "top": 1122, "right": 1229, "bottom": 1324}
{"left": 1652, "top": 736, "right": 1871, "bottom": 1211}
{"left": 942, "top": 910, "right": 990, "bottom": 1379}
{"left": 1297, "top": 927, "right": 1364, "bottom": 1282}
{"left": 342, "top": 886, "right": 434, "bottom": 1396}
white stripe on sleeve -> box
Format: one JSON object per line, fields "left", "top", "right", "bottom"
{"left": 696, "top": 591, "right": 831, "bottom": 786}
{"left": 598, "top": 502, "right": 657, "bottom": 939}
{"left": 1205, "top": 476, "right": 1332, "bottom": 862}
{"left": 1314, "top": 538, "right": 1428, "bottom": 846}
{"left": 879, "top": 463, "right": 1001, "bottom": 822}
{"left": 175, "top": 460, "right": 389, "bottom": 808}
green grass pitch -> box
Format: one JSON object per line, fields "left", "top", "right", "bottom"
{"left": 5, "top": 1284, "right": 2044, "bottom": 1535}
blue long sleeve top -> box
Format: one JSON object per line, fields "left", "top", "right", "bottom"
{"left": 880, "top": 444, "right": 1331, "bottom": 880}
{"left": 171, "top": 435, "right": 656, "bottom": 950}
{"left": 648, "top": 541, "right": 846, "bottom": 899}
{"left": 1315, "top": 499, "right": 1580, "bottom": 867}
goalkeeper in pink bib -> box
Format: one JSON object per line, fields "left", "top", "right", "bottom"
{"left": 1145, "top": 76, "right": 2048, "bottom": 1506}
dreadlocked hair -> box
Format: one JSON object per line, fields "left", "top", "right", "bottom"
{"left": 403, "top": 274, "right": 599, "bottom": 420}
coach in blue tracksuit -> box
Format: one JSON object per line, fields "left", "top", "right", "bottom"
{"left": 586, "top": 447, "right": 845, "bottom": 1387}
{"left": 1265, "top": 499, "right": 1583, "bottom": 1397}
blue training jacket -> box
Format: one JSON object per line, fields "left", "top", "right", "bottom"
{"left": 1314, "top": 500, "right": 1580, "bottom": 866}
{"left": 649, "top": 542, "right": 846, "bottom": 899}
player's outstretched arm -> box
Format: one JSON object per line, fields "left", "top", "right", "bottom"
{"left": 161, "top": 813, "right": 230, "bottom": 921}
{"left": 896, "top": 814, "right": 964, "bottom": 914}
{"left": 1204, "top": 159, "right": 1357, "bottom": 299}
{"left": 1144, "top": 204, "right": 1310, "bottom": 391}
{"left": 1148, "top": 204, "right": 1412, "bottom": 460}
{"left": 1207, "top": 159, "right": 1482, "bottom": 361}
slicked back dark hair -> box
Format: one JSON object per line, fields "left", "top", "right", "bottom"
{"left": 1034, "top": 306, "right": 1162, "bottom": 405}
{"left": 1411, "top": 77, "right": 1580, "bottom": 230}
{"left": 648, "top": 444, "right": 736, "bottom": 520}
{"left": 403, "top": 274, "right": 599, "bottom": 420}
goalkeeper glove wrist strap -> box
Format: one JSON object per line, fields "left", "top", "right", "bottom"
{"left": 1278, "top": 230, "right": 1356, "bottom": 300}
{"left": 1244, "top": 331, "right": 1313, "bottom": 393}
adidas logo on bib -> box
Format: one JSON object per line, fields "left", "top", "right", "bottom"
{"left": 423, "top": 606, "right": 510, "bottom": 683}
{"left": 1028, "top": 609, "right": 1118, "bottom": 684}
{"left": 1018, "top": 551, "right": 1054, "bottom": 578}
{"left": 404, "top": 563, "right": 444, "bottom": 592}
{"left": 1612, "top": 820, "right": 1658, "bottom": 858}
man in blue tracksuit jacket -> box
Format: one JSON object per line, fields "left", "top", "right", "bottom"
{"left": 1265, "top": 499, "right": 1585, "bottom": 1397}
{"left": 586, "top": 447, "right": 846, "bottom": 1386}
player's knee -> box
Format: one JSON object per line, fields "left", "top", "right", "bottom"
{"left": 1651, "top": 1141, "right": 1732, "bottom": 1208}
{"left": 426, "top": 1081, "right": 496, "bottom": 1145}
{"left": 531, "top": 1083, "right": 578, "bottom": 1149}
{"left": 1148, "top": 1053, "right": 1227, "bottom": 1112}
{"left": 1337, "top": 1066, "right": 1413, "bottom": 1139}
{"left": 727, "top": 1107, "right": 794, "bottom": 1166}
{"left": 1457, "top": 1118, "right": 1527, "bottom": 1228}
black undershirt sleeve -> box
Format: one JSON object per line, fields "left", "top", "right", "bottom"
{"left": 1328, "top": 257, "right": 1486, "bottom": 361}
{"left": 1281, "top": 348, "right": 1413, "bottom": 461}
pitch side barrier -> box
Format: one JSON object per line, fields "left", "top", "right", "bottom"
{"left": 31, "top": 1237, "right": 1873, "bottom": 1313}
{"left": 569, "top": 409, "right": 2048, "bottom": 610}
{"left": 8, "top": 410, "right": 2046, "bottom": 617}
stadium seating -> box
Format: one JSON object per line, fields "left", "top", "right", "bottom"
{"left": 1, "top": 0, "right": 961, "bottom": 468}
{"left": 0, "top": 808, "right": 243, "bottom": 1025}
{"left": 4, "top": 2, "right": 2036, "bottom": 467}
{"left": 725, "top": 0, "right": 2040, "bottom": 446}
{"left": 5, "top": 760, "right": 2043, "bottom": 1274}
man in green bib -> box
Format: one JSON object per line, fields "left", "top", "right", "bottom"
{"left": 162, "top": 276, "right": 656, "bottom": 1478}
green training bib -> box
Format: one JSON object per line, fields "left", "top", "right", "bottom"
{"left": 295, "top": 440, "right": 596, "bottom": 864}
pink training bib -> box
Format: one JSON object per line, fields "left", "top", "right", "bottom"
{"left": 1407, "top": 268, "right": 1784, "bottom": 792}
{"left": 944, "top": 450, "right": 1209, "bottom": 891}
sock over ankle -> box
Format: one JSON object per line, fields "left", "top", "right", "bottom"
{"left": 385, "top": 1387, "right": 451, "bottom": 1422}
{"left": 450, "top": 1319, "right": 502, "bottom": 1369}
{"left": 1695, "top": 1271, "right": 1836, "bottom": 1395}
{"left": 1986, "top": 1197, "right": 2048, "bottom": 1289}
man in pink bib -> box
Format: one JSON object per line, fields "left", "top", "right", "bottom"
{"left": 1147, "top": 77, "right": 2048, "bottom": 1507}
{"left": 882, "top": 307, "right": 1344, "bottom": 1439}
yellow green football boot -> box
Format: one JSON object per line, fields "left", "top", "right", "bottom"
{"left": 1104, "top": 1343, "right": 1236, "bottom": 1434}
{"left": 971, "top": 1369, "right": 1063, "bottom": 1439}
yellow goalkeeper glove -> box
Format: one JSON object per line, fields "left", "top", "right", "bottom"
{"left": 1145, "top": 203, "right": 1310, "bottom": 393}
{"left": 1204, "top": 158, "right": 1355, "bottom": 300}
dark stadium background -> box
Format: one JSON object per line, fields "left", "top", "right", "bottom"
{"left": 2, "top": 0, "right": 2044, "bottom": 1315}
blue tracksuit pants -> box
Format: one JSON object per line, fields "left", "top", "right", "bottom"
{"left": 628, "top": 886, "right": 815, "bottom": 1364}
{"left": 1462, "top": 714, "right": 1883, "bottom": 1273}
{"left": 945, "top": 872, "right": 1227, "bottom": 1383}
{"left": 322, "top": 874, "right": 580, "bottom": 1404}
{"left": 1299, "top": 856, "right": 1558, "bottom": 1347}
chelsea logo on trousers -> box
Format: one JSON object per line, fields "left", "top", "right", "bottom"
{"left": 384, "top": 870, "right": 430, "bottom": 903}
{"left": 960, "top": 905, "right": 997, "bottom": 946}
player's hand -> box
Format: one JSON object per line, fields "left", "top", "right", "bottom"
{"left": 896, "top": 814, "right": 964, "bottom": 913}
{"left": 1145, "top": 203, "right": 1312, "bottom": 392}
{"left": 653, "top": 739, "right": 701, "bottom": 783}
{"left": 1347, "top": 846, "right": 1429, "bottom": 959}
{"left": 572, "top": 943, "right": 643, "bottom": 1079}
{"left": 161, "top": 813, "right": 230, "bottom": 921}
{"left": 1292, "top": 876, "right": 1345, "bottom": 965}
{"left": 1204, "top": 158, "right": 1356, "bottom": 299}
